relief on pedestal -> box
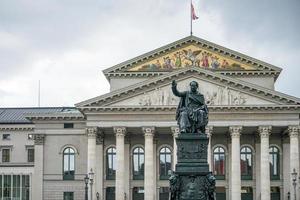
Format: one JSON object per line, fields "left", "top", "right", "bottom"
{"left": 177, "top": 141, "right": 207, "bottom": 160}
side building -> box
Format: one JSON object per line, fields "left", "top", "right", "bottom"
{"left": 0, "top": 35, "right": 300, "bottom": 200}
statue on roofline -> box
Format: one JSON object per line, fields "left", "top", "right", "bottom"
{"left": 171, "top": 80, "right": 208, "bottom": 134}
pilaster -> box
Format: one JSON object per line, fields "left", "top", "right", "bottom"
{"left": 229, "top": 126, "right": 242, "bottom": 200}
{"left": 95, "top": 129, "right": 104, "bottom": 200}
{"left": 86, "top": 127, "right": 98, "bottom": 200}
{"left": 288, "top": 125, "right": 299, "bottom": 200}
{"left": 32, "top": 134, "right": 45, "bottom": 200}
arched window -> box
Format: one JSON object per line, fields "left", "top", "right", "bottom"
{"left": 240, "top": 146, "right": 252, "bottom": 180}
{"left": 269, "top": 146, "right": 280, "bottom": 180}
{"left": 63, "top": 147, "right": 75, "bottom": 180}
{"left": 106, "top": 147, "right": 116, "bottom": 180}
{"left": 159, "top": 147, "right": 172, "bottom": 179}
{"left": 213, "top": 146, "right": 226, "bottom": 179}
{"left": 133, "top": 147, "right": 144, "bottom": 180}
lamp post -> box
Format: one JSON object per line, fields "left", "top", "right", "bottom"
{"left": 291, "top": 168, "right": 297, "bottom": 200}
{"left": 84, "top": 175, "right": 89, "bottom": 200}
{"left": 89, "top": 168, "right": 95, "bottom": 200}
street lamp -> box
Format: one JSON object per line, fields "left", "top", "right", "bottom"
{"left": 84, "top": 174, "right": 89, "bottom": 200}
{"left": 96, "top": 192, "right": 100, "bottom": 200}
{"left": 291, "top": 168, "right": 298, "bottom": 200}
{"left": 89, "top": 168, "right": 95, "bottom": 200}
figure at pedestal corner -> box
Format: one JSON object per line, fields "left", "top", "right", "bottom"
{"left": 171, "top": 80, "right": 208, "bottom": 134}
{"left": 169, "top": 171, "right": 180, "bottom": 200}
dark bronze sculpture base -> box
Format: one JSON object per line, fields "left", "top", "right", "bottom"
{"left": 170, "top": 134, "right": 215, "bottom": 200}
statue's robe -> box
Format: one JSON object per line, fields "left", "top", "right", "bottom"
{"left": 172, "top": 86, "right": 208, "bottom": 133}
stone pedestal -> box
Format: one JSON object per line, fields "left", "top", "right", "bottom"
{"left": 171, "top": 133, "right": 215, "bottom": 200}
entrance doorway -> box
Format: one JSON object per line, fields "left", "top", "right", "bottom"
{"left": 215, "top": 187, "right": 226, "bottom": 200}
{"left": 106, "top": 187, "right": 115, "bottom": 200}
{"left": 133, "top": 187, "right": 144, "bottom": 200}
{"left": 271, "top": 187, "right": 280, "bottom": 200}
{"left": 241, "top": 187, "right": 253, "bottom": 200}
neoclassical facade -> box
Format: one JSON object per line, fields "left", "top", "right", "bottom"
{"left": 0, "top": 36, "right": 300, "bottom": 200}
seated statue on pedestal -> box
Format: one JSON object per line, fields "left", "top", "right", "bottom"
{"left": 171, "top": 80, "right": 208, "bottom": 134}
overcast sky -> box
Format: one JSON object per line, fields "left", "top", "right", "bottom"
{"left": 0, "top": 0, "right": 299, "bottom": 107}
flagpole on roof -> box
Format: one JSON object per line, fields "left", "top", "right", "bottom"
{"left": 190, "top": 0, "right": 193, "bottom": 36}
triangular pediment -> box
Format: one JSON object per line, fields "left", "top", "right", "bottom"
{"left": 103, "top": 36, "right": 282, "bottom": 76}
{"left": 76, "top": 67, "right": 300, "bottom": 108}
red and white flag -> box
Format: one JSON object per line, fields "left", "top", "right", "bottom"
{"left": 191, "top": 2, "right": 198, "bottom": 20}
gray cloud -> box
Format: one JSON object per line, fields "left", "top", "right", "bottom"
{"left": 0, "top": 0, "right": 299, "bottom": 106}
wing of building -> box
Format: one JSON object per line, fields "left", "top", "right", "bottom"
{"left": 1, "top": 35, "right": 299, "bottom": 200}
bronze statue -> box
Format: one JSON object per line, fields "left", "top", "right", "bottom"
{"left": 169, "top": 171, "right": 180, "bottom": 200}
{"left": 171, "top": 80, "right": 208, "bottom": 134}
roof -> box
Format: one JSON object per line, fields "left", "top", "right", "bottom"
{"left": 0, "top": 107, "right": 79, "bottom": 124}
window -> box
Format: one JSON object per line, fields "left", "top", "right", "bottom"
{"left": 63, "top": 147, "right": 75, "bottom": 180}
{"left": 213, "top": 146, "right": 225, "bottom": 179}
{"left": 133, "top": 187, "right": 144, "bottom": 200}
{"left": 27, "top": 148, "right": 34, "bottom": 162}
{"left": 269, "top": 146, "right": 280, "bottom": 180}
{"left": 64, "top": 192, "right": 74, "bottom": 200}
{"left": 159, "top": 147, "right": 172, "bottom": 179}
{"left": 133, "top": 147, "right": 144, "bottom": 180}
{"left": 240, "top": 146, "right": 252, "bottom": 180}
{"left": 2, "top": 149, "right": 10, "bottom": 162}
{"left": 64, "top": 123, "right": 74, "bottom": 129}
{"left": 106, "top": 147, "right": 116, "bottom": 180}
{"left": 0, "top": 174, "right": 30, "bottom": 200}
{"left": 2, "top": 134, "right": 10, "bottom": 140}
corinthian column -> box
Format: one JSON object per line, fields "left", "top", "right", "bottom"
{"left": 229, "top": 126, "right": 242, "bottom": 200}
{"left": 288, "top": 126, "right": 299, "bottom": 200}
{"left": 143, "top": 127, "right": 155, "bottom": 200}
{"left": 206, "top": 126, "right": 213, "bottom": 171}
{"left": 258, "top": 126, "right": 272, "bottom": 200}
{"left": 114, "top": 127, "right": 126, "bottom": 200}
{"left": 171, "top": 126, "right": 179, "bottom": 170}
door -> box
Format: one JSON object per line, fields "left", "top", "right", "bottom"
{"left": 133, "top": 187, "right": 144, "bottom": 200}
{"left": 241, "top": 187, "right": 253, "bottom": 200}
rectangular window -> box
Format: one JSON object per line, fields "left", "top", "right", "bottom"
{"left": 2, "top": 134, "right": 10, "bottom": 140}
{"left": 159, "top": 187, "right": 169, "bottom": 200}
{"left": 2, "top": 149, "right": 10, "bottom": 162}
{"left": 64, "top": 192, "right": 74, "bottom": 200}
{"left": 64, "top": 123, "right": 74, "bottom": 129}
{"left": 27, "top": 149, "right": 34, "bottom": 162}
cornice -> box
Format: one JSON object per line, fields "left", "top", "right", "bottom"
{"left": 26, "top": 114, "right": 85, "bottom": 121}
{"left": 105, "top": 70, "right": 280, "bottom": 79}
{"left": 103, "top": 36, "right": 281, "bottom": 77}
{"left": 78, "top": 105, "right": 300, "bottom": 113}
{"left": 76, "top": 67, "right": 300, "bottom": 107}
{"left": 0, "top": 126, "right": 34, "bottom": 131}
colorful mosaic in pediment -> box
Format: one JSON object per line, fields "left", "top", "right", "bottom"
{"left": 128, "top": 45, "right": 256, "bottom": 72}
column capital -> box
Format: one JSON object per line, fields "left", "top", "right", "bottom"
{"left": 142, "top": 127, "right": 155, "bottom": 137}
{"left": 86, "top": 127, "right": 98, "bottom": 138}
{"left": 258, "top": 126, "right": 272, "bottom": 138}
{"left": 205, "top": 126, "right": 213, "bottom": 137}
{"left": 287, "top": 125, "right": 299, "bottom": 138}
{"left": 171, "top": 126, "right": 180, "bottom": 138}
{"left": 229, "top": 126, "right": 242, "bottom": 138}
{"left": 96, "top": 129, "right": 104, "bottom": 145}
{"left": 113, "top": 127, "right": 126, "bottom": 137}
{"left": 34, "top": 134, "right": 45, "bottom": 145}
